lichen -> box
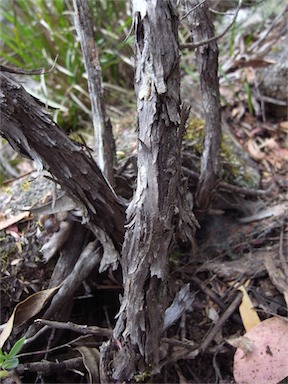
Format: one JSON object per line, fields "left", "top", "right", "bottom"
{"left": 21, "top": 180, "right": 30, "bottom": 192}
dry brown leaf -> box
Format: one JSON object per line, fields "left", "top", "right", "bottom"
{"left": 0, "top": 211, "right": 30, "bottom": 231}
{"left": 245, "top": 139, "right": 265, "bottom": 160}
{"left": 226, "top": 335, "right": 254, "bottom": 357}
{"left": 233, "top": 58, "right": 275, "bottom": 69}
{"left": 235, "top": 280, "right": 261, "bottom": 332}
{"left": 279, "top": 121, "right": 288, "bottom": 132}
{"left": 76, "top": 346, "right": 100, "bottom": 384}
{"left": 0, "top": 286, "right": 59, "bottom": 348}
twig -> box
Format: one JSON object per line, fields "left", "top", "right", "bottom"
{"left": 180, "top": 0, "right": 207, "bottom": 21}
{"left": 0, "top": 57, "right": 58, "bottom": 75}
{"left": 192, "top": 276, "right": 242, "bottom": 324}
{"left": 16, "top": 357, "right": 84, "bottom": 375}
{"left": 159, "top": 338, "right": 199, "bottom": 368}
{"left": 248, "top": 3, "right": 288, "bottom": 53}
{"left": 217, "top": 180, "right": 272, "bottom": 197}
{"left": 24, "top": 326, "right": 51, "bottom": 350}
{"left": 199, "top": 292, "right": 243, "bottom": 353}
{"left": 19, "top": 334, "right": 92, "bottom": 358}
{"left": 180, "top": 0, "right": 242, "bottom": 50}
{"left": 182, "top": 166, "right": 272, "bottom": 197}
{"left": 192, "top": 276, "right": 224, "bottom": 309}
{"left": 35, "top": 319, "right": 113, "bottom": 338}
{"left": 212, "top": 343, "right": 225, "bottom": 382}
{"left": 255, "top": 93, "right": 287, "bottom": 106}
{"left": 1, "top": 170, "right": 43, "bottom": 185}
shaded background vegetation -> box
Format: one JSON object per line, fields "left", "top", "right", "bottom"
{"left": 0, "top": 0, "right": 283, "bottom": 130}
{"left": 0, "top": 0, "right": 134, "bottom": 130}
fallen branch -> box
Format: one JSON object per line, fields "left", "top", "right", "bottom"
{"left": 16, "top": 357, "right": 84, "bottom": 375}
{"left": 199, "top": 291, "right": 243, "bottom": 353}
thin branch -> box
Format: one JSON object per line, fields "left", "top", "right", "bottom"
{"left": 73, "top": 0, "right": 116, "bottom": 184}
{"left": 16, "top": 357, "right": 84, "bottom": 375}
{"left": 180, "top": 0, "right": 207, "bottom": 21}
{"left": 0, "top": 56, "right": 58, "bottom": 75}
{"left": 248, "top": 3, "right": 288, "bottom": 52}
{"left": 185, "top": 0, "right": 222, "bottom": 219}
{"left": 19, "top": 335, "right": 92, "bottom": 358}
{"left": 35, "top": 319, "right": 112, "bottom": 338}
{"left": 180, "top": 0, "right": 242, "bottom": 50}
{"left": 182, "top": 166, "right": 272, "bottom": 197}
{"left": 199, "top": 292, "right": 243, "bottom": 353}
{"left": 217, "top": 179, "right": 272, "bottom": 197}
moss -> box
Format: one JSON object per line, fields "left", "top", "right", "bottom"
{"left": 134, "top": 369, "right": 152, "bottom": 382}
{"left": 168, "top": 250, "right": 184, "bottom": 271}
{"left": 0, "top": 236, "right": 18, "bottom": 273}
{"left": 184, "top": 117, "right": 205, "bottom": 155}
{"left": 185, "top": 118, "right": 258, "bottom": 188}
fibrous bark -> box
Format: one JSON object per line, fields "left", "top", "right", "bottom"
{"left": 112, "top": 0, "right": 197, "bottom": 379}
{"left": 73, "top": 0, "right": 116, "bottom": 184}
{"left": 0, "top": 71, "right": 125, "bottom": 250}
{"left": 185, "top": 0, "right": 222, "bottom": 219}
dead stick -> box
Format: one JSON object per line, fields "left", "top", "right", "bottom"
{"left": 35, "top": 319, "right": 113, "bottom": 338}
{"left": 199, "top": 292, "right": 242, "bottom": 353}
{"left": 16, "top": 357, "right": 84, "bottom": 375}
{"left": 192, "top": 276, "right": 242, "bottom": 324}
{"left": 182, "top": 167, "right": 271, "bottom": 197}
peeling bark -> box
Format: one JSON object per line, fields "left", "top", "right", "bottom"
{"left": 112, "top": 1, "right": 197, "bottom": 379}
{"left": 0, "top": 2, "right": 201, "bottom": 379}
{"left": 185, "top": 0, "right": 222, "bottom": 219}
{"left": 0, "top": 71, "right": 125, "bottom": 250}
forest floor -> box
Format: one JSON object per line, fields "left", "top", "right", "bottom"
{"left": 0, "top": 98, "right": 287, "bottom": 383}
{"left": 1, "top": 5, "right": 288, "bottom": 384}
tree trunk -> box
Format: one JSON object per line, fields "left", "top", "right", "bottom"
{"left": 0, "top": 2, "right": 199, "bottom": 379}
{"left": 112, "top": 0, "right": 196, "bottom": 380}
{"left": 185, "top": 0, "right": 222, "bottom": 219}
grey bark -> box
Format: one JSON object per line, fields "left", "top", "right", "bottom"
{"left": 185, "top": 0, "right": 222, "bottom": 219}
{"left": 0, "top": 69, "right": 126, "bottom": 343}
{"left": 112, "top": 1, "right": 197, "bottom": 380}
{"left": 0, "top": 71, "right": 125, "bottom": 249}
{"left": 73, "top": 0, "right": 116, "bottom": 184}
